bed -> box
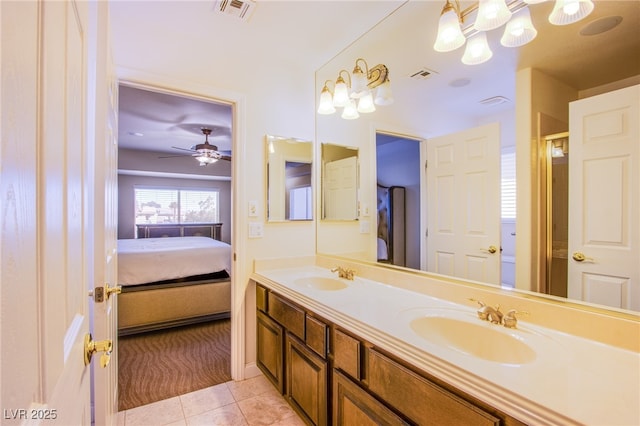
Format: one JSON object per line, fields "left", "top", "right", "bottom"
{"left": 117, "top": 236, "right": 231, "bottom": 335}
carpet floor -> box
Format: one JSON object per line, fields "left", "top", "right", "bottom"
{"left": 118, "top": 319, "right": 231, "bottom": 411}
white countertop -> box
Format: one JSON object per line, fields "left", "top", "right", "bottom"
{"left": 253, "top": 265, "right": 640, "bottom": 426}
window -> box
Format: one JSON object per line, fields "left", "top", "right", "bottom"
{"left": 501, "top": 148, "right": 516, "bottom": 220}
{"left": 135, "top": 188, "right": 220, "bottom": 224}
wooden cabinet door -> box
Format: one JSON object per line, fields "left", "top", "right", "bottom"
{"left": 286, "top": 333, "right": 328, "bottom": 426}
{"left": 256, "top": 310, "right": 285, "bottom": 393}
{"left": 333, "top": 370, "right": 409, "bottom": 426}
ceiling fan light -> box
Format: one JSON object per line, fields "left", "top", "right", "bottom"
{"left": 357, "top": 92, "right": 376, "bottom": 113}
{"left": 341, "top": 99, "right": 360, "bottom": 120}
{"left": 462, "top": 32, "right": 493, "bottom": 65}
{"left": 523, "top": 0, "right": 547, "bottom": 3}
{"left": 474, "top": 0, "right": 512, "bottom": 31}
{"left": 317, "top": 85, "right": 336, "bottom": 114}
{"left": 501, "top": 7, "right": 537, "bottom": 47}
{"left": 434, "top": 3, "right": 465, "bottom": 52}
{"left": 549, "top": 0, "right": 594, "bottom": 25}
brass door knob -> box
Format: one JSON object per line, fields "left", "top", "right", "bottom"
{"left": 481, "top": 245, "right": 498, "bottom": 254}
{"left": 84, "top": 333, "right": 113, "bottom": 367}
{"left": 572, "top": 252, "right": 594, "bottom": 262}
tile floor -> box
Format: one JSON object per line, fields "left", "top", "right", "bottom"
{"left": 117, "top": 374, "right": 306, "bottom": 426}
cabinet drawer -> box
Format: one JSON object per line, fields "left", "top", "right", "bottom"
{"left": 268, "top": 292, "right": 305, "bottom": 340}
{"left": 333, "top": 370, "right": 408, "bottom": 426}
{"left": 367, "top": 348, "right": 500, "bottom": 426}
{"left": 333, "top": 328, "right": 361, "bottom": 380}
{"left": 256, "top": 284, "right": 268, "bottom": 313}
{"left": 305, "top": 315, "right": 328, "bottom": 358}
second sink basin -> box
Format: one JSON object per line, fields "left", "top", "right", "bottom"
{"left": 409, "top": 314, "right": 537, "bottom": 365}
{"left": 294, "top": 276, "right": 348, "bottom": 291}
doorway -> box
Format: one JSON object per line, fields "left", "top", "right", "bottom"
{"left": 375, "top": 132, "right": 422, "bottom": 269}
{"left": 115, "top": 83, "right": 234, "bottom": 409}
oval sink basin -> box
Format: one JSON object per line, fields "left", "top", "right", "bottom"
{"left": 410, "top": 315, "right": 537, "bottom": 365}
{"left": 294, "top": 276, "right": 348, "bottom": 291}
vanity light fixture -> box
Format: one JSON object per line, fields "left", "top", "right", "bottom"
{"left": 317, "top": 58, "right": 394, "bottom": 119}
{"left": 433, "top": 0, "right": 594, "bottom": 65}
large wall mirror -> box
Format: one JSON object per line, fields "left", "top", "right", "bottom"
{"left": 265, "top": 135, "right": 313, "bottom": 222}
{"left": 315, "top": 1, "right": 640, "bottom": 314}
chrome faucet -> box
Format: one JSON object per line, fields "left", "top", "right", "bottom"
{"left": 331, "top": 266, "right": 356, "bottom": 280}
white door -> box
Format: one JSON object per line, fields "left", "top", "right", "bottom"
{"left": 88, "top": 1, "right": 120, "bottom": 424}
{"left": 427, "top": 123, "right": 501, "bottom": 284}
{"left": 1, "top": 1, "right": 113, "bottom": 423}
{"left": 324, "top": 156, "right": 358, "bottom": 220}
{"left": 568, "top": 85, "right": 640, "bottom": 311}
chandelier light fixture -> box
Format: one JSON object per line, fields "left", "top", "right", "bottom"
{"left": 433, "top": 0, "right": 594, "bottom": 65}
{"left": 317, "top": 58, "right": 394, "bottom": 119}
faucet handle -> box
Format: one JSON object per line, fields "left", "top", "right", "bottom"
{"left": 503, "top": 309, "right": 529, "bottom": 328}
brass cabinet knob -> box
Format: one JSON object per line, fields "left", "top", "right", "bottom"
{"left": 84, "top": 333, "right": 113, "bottom": 367}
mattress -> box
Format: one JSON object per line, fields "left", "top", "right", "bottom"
{"left": 117, "top": 236, "right": 231, "bottom": 286}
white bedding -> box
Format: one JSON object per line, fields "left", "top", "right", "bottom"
{"left": 117, "top": 236, "right": 231, "bottom": 286}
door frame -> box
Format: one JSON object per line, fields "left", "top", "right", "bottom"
{"left": 113, "top": 70, "right": 247, "bottom": 380}
{"left": 370, "top": 124, "right": 427, "bottom": 270}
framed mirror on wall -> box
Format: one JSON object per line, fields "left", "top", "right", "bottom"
{"left": 265, "top": 135, "right": 313, "bottom": 222}
{"left": 321, "top": 143, "right": 359, "bottom": 221}
{"left": 314, "top": 0, "right": 640, "bottom": 314}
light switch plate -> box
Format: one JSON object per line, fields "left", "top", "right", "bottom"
{"left": 249, "top": 221, "right": 263, "bottom": 238}
{"left": 359, "top": 220, "right": 370, "bottom": 234}
{"left": 248, "top": 200, "right": 258, "bottom": 217}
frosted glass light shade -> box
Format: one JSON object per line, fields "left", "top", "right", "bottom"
{"left": 341, "top": 100, "right": 360, "bottom": 120}
{"left": 357, "top": 92, "right": 376, "bottom": 113}
{"left": 332, "top": 76, "right": 350, "bottom": 107}
{"left": 501, "top": 7, "right": 537, "bottom": 47}
{"left": 462, "top": 32, "right": 493, "bottom": 65}
{"left": 523, "top": 0, "right": 547, "bottom": 3}
{"left": 374, "top": 80, "right": 394, "bottom": 106}
{"left": 434, "top": 7, "right": 465, "bottom": 52}
{"left": 317, "top": 86, "right": 336, "bottom": 114}
{"left": 549, "top": 0, "right": 594, "bottom": 25}
{"left": 474, "top": 0, "right": 512, "bottom": 31}
{"left": 350, "top": 66, "right": 369, "bottom": 99}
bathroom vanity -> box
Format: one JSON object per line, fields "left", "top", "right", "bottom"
{"left": 252, "top": 256, "right": 639, "bottom": 426}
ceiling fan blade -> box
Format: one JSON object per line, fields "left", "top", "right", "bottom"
{"left": 158, "top": 154, "right": 193, "bottom": 159}
{"left": 220, "top": 155, "right": 232, "bottom": 161}
{"left": 171, "top": 145, "right": 197, "bottom": 153}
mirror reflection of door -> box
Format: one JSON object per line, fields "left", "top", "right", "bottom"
{"left": 427, "top": 123, "right": 502, "bottom": 285}
{"left": 323, "top": 156, "right": 358, "bottom": 220}
{"left": 285, "top": 161, "right": 312, "bottom": 220}
{"left": 376, "top": 133, "right": 421, "bottom": 268}
{"left": 567, "top": 85, "right": 640, "bottom": 311}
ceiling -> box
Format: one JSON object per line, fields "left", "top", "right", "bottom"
{"left": 112, "top": 0, "right": 640, "bottom": 155}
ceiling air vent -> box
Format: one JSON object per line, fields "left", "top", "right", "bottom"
{"left": 409, "top": 68, "right": 438, "bottom": 80}
{"left": 213, "top": 0, "right": 256, "bottom": 22}
{"left": 479, "top": 96, "right": 510, "bottom": 106}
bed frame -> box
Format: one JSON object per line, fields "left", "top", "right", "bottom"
{"left": 118, "top": 274, "right": 231, "bottom": 336}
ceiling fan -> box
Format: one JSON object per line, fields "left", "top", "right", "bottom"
{"left": 160, "top": 127, "right": 231, "bottom": 166}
